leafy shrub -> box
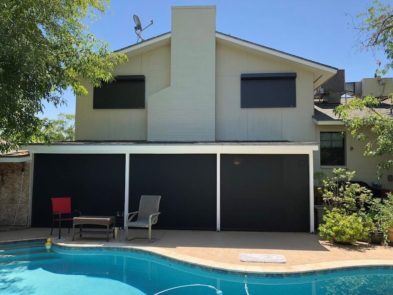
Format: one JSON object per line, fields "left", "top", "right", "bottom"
{"left": 319, "top": 209, "right": 372, "bottom": 244}
{"left": 369, "top": 193, "right": 393, "bottom": 243}
{"left": 319, "top": 168, "right": 373, "bottom": 214}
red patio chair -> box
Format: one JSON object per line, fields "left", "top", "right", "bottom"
{"left": 50, "top": 197, "right": 77, "bottom": 239}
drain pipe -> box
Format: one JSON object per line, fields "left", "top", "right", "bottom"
{"left": 13, "top": 164, "right": 25, "bottom": 226}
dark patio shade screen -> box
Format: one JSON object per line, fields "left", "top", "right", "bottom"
{"left": 241, "top": 73, "right": 297, "bottom": 108}
{"left": 93, "top": 75, "right": 145, "bottom": 109}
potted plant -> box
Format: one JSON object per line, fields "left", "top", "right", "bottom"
{"left": 382, "top": 194, "right": 393, "bottom": 244}
{"left": 368, "top": 194, "right": 393, "bottom": 245}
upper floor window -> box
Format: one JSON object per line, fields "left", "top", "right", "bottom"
{"left": 320, "top": 132, "right": 346, "bottom": 166}
{"left": 93, "top": 75, "right": 145, "bottom": 109}
{"left": 241, "top": 73, "right": 296, "bottom": 108}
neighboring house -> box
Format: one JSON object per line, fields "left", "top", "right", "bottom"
{"left": 28, "top": 6, "right": 345, "bottom": 233}
{"left": 314, "top": 75, "right": 393, "bottom": 191}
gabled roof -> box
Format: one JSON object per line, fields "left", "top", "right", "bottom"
{"left": 115, "top": 31, "right": 337, "bottom": 87}
{"left": 216, "top": 32, "right": 337, "bottom": 74}
{"left": 115, "top": 32, "right": 171, "bottom": 54}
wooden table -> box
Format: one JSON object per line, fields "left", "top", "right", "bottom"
{"left": 72, "top": 216, "right": 115, "bottom": 241}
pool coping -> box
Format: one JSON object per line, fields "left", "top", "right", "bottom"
{"left": 3, "top": 238, "right": 393, "bottom": 276}
{"left": 54, "top": 241, "right": 393, "bottom": 276}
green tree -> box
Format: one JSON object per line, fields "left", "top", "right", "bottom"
{"left": 360, "top": 0, "right": 393, "bottom": 74}
{"left": 0, "top": 0, "right": 127, "bottom": 152}
{"left": 335, "top": 1, "right": 393, "bottom": 173}
{"left": 31, "top": 113, "right": 75, "bottom": 143}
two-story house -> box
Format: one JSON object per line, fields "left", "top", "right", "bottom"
{"left": 29, "top": 6, "right": 341, "bottom": 233}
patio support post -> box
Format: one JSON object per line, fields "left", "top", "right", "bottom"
{"left": 124, "top": 153, "right": 130, "bottom": 238}
{"left": 28, "top": 153, "right": 34, "bottom": 227}
{"left": 309, "top": 152, "right": 315, "bottom": 233}
{"left": 216, "top": 153, "right": 221, "bottom": 231}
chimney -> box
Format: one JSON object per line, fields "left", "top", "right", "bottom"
{"left": 148, "top": 6, "right": 216, "bottom": 141}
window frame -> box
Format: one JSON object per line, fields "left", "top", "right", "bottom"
{"left": 93, "top": 75, "right": 145, "bottom": 109}
{"left": 320, "top": 131, "right": 346, "bottom": 167}
{"left": 240, "top": 73, "right": 297, "bottom": 108}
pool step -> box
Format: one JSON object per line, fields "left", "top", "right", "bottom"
{"left": 0, "top": 252, "right": 59, "bottom": 265}
{"left": 0, "top": 246, "right": 46, "bottom": 256}
{"left": 0, "top": 242, "right": 43, "bottom": 251}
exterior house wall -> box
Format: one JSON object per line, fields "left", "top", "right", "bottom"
{"left": 0, "top": 162, "right": 30, "bottom": 226}
{"left": 361, "top": 78, "right": 393, "bottom": 98}
{"left": 314, "top": 125, "right": 393, "bottom": 190}
{"left": 75, "top": 44, "right": 171, "bottom": 141}
{"left": 147, "top": 7, "right": 216, "bottom": 141}
{"left": 216, "top": 41, "right": 315, "bottom": 141}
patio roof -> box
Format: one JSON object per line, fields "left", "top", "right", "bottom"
{"left": 0, "top": 150, "right": 31, "bottom": 163}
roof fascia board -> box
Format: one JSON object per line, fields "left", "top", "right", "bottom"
{"left": 26, "top": 143, "right": 318, "bottom": 154}
{"left": 0, "top": 156, "right": 31, "bottom": 163}
{"left": 312, "top": 118, "right": 344, "bottom": 126}
{"left": 115, "top": 32, "right": 171, "bottom": 54}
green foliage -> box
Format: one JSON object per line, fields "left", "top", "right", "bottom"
{"left": 30, "top": 113, "right": 75, "bottom": 143}
{"left": 360, "top": 0, "right": 393, "bottom": 74}
{"left": 318, "top": 168, "right": 374, "bottom": 244}
{"left": 319, "top": 208, "right": 372, "bottom": 244}
{"left": 336, "top": 1, "right": 393, "bottom": 175}
{"left": 335, "top": 96, "right": 393, "bottom": 174}
{"left": 319, "top": 168, "right": 373, "bottom": 214}
{"left": 0, "top": 0, "right": 127, "bottom": 152}
{"left": 369, "top": 193, "right": 393, "bottom": 242}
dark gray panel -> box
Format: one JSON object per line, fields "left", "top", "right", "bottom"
{"left": 221, "top": 154, "right": 309, "bottom": 232}
{"left": 241, "top": 73, "right": 296, "bottom": 108}
{"left": 32, "top": 154, "right": 125, "bottom": 227}
{"left": 129, "top": 154, "right": 216, "bottom": 230}
{"left": 93, "top": 75, "right": 145, "bottom": 109}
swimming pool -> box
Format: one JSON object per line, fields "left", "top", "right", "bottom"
{"left": 1, "top": 241, "right": 393, "bottom": 295}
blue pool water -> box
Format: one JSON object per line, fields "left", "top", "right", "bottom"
{"left": 1, "top": 241, "right": 393, "bottom": 295}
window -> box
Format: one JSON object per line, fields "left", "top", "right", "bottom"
{"left": 320, "top": 132, "right": 345, "bottom": 166}
{"left": 241, "top": 73, "right": 296, "bottom": 108}
{"left": 93, "top": 75, "right": 145, "bottom": 109}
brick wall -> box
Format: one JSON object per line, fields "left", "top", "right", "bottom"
{"left": 0, "top": 162, "right": 30, "bottom": 226}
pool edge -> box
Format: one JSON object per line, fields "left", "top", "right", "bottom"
{"left": 49, "top": 241, "right": 393, "bottom": 277}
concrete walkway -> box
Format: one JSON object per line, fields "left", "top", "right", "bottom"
{"left": 1, "top": 228, "right": 393, "bottom": 273}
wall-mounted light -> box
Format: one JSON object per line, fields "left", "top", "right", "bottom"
{"left": 233, "top": 158, "right": 241, "bottom": 166}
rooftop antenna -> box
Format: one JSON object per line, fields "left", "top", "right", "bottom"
{"left": 133, "top": 14, "right": 153, "bottom": 43}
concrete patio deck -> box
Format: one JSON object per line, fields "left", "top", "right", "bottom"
{"left": 1, "top": 228, "right": 393, "bottom": 273}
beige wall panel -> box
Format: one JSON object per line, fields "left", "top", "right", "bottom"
{"left": 75, "top": 45, "right": 170, "bottom": 141}
{"left": 216, "top": 42, "right": 315, "bottom": 141}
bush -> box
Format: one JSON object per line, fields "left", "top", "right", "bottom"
{"left": 319, "top": 168, "right": 373, "bottom": 214}
{"left": 319, "top": 209, "right": 372, "bottom": 244}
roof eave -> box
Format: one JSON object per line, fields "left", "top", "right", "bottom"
{"left": 114, "top": 32, "right": 171, "bottom": 54}
{"left": 216, "top": 32, "right": 337, "bottom": 88}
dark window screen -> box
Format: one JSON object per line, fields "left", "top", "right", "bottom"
{"left": 320, "top": 132, "right": 346, "bottom": 166}
{"left": 241, "top": 73, "right": 296, "bottom": 108}
{"left": 93, "top": 75, "right": 145, "bottom": 109}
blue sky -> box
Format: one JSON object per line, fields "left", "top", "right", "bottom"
{"left": 43, "top": 0, "right": 392, "bottom": 118}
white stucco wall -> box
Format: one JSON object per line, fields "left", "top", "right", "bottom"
{"left": 147, "top": 7, "right": 216, "bottom": 141}
{"left": 75, "top": 44, "right": 171, "bottom": 141}
{"left": 215, "top": 40, "right": 316, "bottom": 141}
{"left": 314, "top": 125, "right": 393, "bottom": 190}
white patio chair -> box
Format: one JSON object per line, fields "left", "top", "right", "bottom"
{"left": 126, "top": 195, "right": 161, "bottom": 241}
